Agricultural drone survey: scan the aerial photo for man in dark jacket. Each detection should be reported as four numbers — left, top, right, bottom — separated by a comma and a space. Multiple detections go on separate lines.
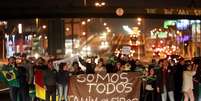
17, 66, 29, 101
156, 59, 175, 101
193, 57, 201, 101
174, 58, 184, 101
44, 59, 57, 101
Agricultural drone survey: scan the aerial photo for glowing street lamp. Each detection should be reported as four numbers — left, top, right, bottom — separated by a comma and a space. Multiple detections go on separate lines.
87, 19, 91, 22
42, 25, 47, 29
94, 1, 106, 7
82, 32, 86, 36
137, 18, 142, 22
82, 21, 86, 25
66, 27, 70, 31
103, 22, 107, 26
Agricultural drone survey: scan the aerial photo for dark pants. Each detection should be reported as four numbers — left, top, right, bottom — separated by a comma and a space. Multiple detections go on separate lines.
144, 90, 154, 101
9, 87, 19, 101
19, 86, 29, 101
46, 85, 56, 101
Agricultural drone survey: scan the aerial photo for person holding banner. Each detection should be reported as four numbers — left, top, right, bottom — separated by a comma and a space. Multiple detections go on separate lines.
144, 67, 156, 101
1, 57, 20, 101
72, 61, 85, 75
95, 58, 106, 74
57, 63, 69, 101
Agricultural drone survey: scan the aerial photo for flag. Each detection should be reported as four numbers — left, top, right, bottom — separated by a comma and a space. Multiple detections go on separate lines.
34, 69, 46, 100
1, 66, 20, 87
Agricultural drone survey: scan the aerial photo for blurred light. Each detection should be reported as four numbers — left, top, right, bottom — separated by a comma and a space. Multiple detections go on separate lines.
160, 40, 163, 43
113, 33, 115, 37
116, 8, 124, 16
100, 41, 109, 49
0, 21, 7, 25
107, 29, 111, 33
45, 36, 47, 39
82, 32, 86, 35
5, 34, 9, 39
94, 1, 106, 7
106, 27, 109, 30
16, 45, 19, 52
95, 2, 100, 7
196, 20, 201, 23
82, 21, 86, 25
103, 22, 107, 26
123, 25, 133, 34
39, 35, 42, 39
137, 18, 142, 22
18, 23, 22, 34
34, 53, 40, 59
34, 34, 36, 37
137, 22, 141, 25
66, 27, 70, 31
101, 2, 106, 6
87, 19, 91, 22
42, 25, 47, 29
176, 30, 180, 34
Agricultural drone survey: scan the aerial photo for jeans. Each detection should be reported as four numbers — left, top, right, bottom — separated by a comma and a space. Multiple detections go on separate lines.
161, 86, 175, 101
18, 87, 29, 101
144, 90, 154, 101
58, 84, 68, 101
9, 87, 19, 101
46, 85, 56, 101
198, 84, 201, 101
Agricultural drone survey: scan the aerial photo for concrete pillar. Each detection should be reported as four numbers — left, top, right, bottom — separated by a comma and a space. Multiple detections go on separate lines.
47, 19, 65, 57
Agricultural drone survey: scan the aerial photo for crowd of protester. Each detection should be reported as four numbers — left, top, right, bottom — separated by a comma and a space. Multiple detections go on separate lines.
0, 53, 201, 101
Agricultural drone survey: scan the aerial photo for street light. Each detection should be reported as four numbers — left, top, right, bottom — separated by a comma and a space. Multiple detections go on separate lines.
103, 22, 107, 26
65, 27, 70, 31
42, 25, 47, 29
137, 18, 142, 22
82, 32, 86, 36
82, 21, 86, 25
94, 1, 106, 7
87, 19, 91, 22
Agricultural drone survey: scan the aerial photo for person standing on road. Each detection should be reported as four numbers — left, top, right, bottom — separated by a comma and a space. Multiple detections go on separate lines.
34, 57, 47, 101
57, 63, 69, 101
1, 57, 20, 101
182, 60, 197, 101
44, 59, 57, 101
144, 67, 157, 101
17, 66, 29, 101
174, 57, 185, 101
18, 54, 34, 101
156, 59, 175, 101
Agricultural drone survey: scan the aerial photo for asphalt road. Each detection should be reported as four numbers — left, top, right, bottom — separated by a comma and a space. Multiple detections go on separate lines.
0, 91, 10, 101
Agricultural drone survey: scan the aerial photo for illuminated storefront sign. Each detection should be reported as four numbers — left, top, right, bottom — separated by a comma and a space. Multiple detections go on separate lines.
146, 8, 201, 16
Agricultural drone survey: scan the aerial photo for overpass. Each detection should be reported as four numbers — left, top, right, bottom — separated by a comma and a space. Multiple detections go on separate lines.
0, 0, 201, 19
